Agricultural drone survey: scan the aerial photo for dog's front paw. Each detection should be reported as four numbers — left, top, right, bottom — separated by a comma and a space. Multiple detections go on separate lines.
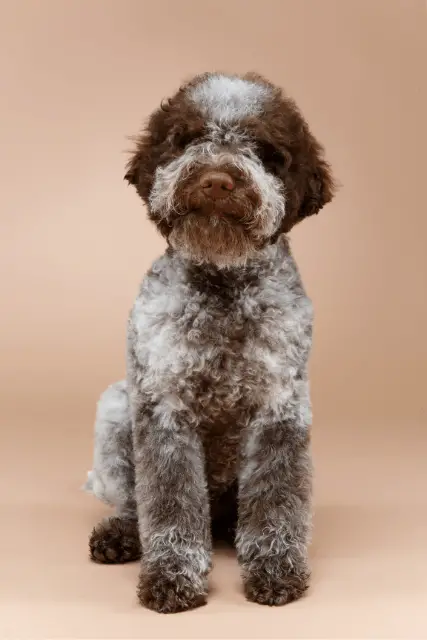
137, 570, 207, 613
243, 565, 309, 606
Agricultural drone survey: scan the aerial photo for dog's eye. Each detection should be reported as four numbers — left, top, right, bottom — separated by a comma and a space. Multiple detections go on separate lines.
173, 129, 201, 150
257, 142, 291, 173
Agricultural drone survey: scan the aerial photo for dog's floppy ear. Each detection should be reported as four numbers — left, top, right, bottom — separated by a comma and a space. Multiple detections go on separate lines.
298, 137, 335, 219
124, 151, 140, 186
124, 130, 157, 201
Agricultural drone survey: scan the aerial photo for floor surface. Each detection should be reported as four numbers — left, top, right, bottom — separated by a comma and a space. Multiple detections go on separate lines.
1, 418, 426, 639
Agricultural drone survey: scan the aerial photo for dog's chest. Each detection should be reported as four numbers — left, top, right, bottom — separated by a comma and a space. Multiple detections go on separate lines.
134, 277, 264, 403
130, 251, 312, 491
132, 252, 312, 406
133, 277, 265, 491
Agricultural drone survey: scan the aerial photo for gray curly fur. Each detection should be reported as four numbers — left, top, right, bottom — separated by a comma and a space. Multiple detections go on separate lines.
85, 72, 334, 613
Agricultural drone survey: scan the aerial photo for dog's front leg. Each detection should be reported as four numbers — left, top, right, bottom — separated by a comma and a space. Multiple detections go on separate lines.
132, 400, 211, 613
237, 406, 312, 606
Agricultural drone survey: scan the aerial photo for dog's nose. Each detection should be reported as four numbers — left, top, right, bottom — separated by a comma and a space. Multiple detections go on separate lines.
199, 171, 235, 199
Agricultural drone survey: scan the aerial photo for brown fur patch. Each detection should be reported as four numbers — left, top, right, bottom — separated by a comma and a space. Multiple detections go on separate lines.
137, 573, 207, 614
89, 516, 141, 564
243, 567, 310, 606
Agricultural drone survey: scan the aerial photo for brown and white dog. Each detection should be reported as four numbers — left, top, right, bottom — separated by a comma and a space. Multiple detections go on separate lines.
85, 72, 335, 613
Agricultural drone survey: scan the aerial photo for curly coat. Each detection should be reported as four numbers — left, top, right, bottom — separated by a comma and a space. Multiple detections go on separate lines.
85, 72, 335, 613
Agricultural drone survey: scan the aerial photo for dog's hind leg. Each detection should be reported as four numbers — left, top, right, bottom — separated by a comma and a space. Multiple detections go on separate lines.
84, 380, 141, 563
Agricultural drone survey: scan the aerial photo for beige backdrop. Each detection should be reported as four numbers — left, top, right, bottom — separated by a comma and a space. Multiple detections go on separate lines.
1, 1, 426, 638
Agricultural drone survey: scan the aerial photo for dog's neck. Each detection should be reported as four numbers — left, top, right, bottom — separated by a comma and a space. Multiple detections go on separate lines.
166, 234, 291, 291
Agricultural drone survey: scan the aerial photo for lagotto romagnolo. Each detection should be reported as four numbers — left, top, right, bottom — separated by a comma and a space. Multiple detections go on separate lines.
85, 72, 335, 613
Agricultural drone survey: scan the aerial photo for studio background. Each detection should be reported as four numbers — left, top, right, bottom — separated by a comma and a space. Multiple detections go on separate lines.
1, 1, 426, 638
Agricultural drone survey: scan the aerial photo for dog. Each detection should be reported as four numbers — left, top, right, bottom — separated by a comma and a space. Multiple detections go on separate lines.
85, 72, 335, 613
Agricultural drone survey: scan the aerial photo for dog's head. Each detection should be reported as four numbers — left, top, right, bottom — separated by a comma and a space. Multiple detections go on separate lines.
125, 72, 334, 267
